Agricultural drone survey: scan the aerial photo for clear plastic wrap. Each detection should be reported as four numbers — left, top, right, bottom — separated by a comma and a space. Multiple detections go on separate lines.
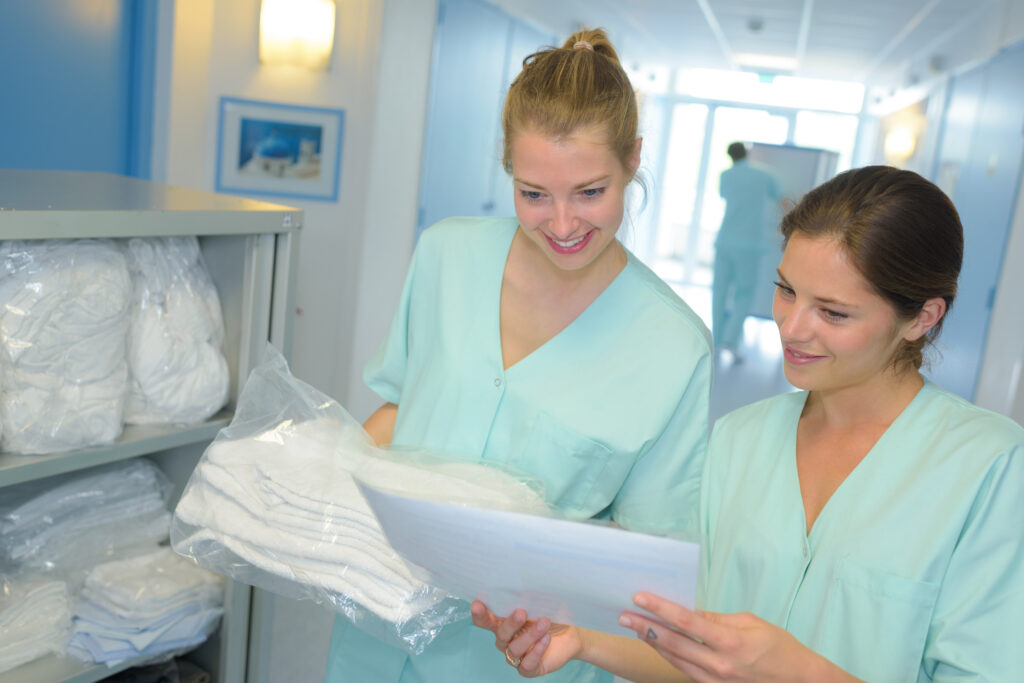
0, 575, 72, 674
0, 239, 131, 453
123, 237, 229, 425
68, 547, 224, 666
171, 344, 551, 654
0, 459, 173, 573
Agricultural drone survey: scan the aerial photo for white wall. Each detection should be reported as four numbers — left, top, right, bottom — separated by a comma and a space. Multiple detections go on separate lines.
161, 0, 431, 424
157, 2, 437, 680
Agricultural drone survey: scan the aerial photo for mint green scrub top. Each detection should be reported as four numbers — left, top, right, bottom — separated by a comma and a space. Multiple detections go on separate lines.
325, 216, 712, 683
700, 382, 1024, 681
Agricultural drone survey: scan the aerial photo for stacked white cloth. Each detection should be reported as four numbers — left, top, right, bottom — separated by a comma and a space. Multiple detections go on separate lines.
173, 418, 549, 625
123, 237, 229, 425
67, 547, 223, 665
0, 239, 131, 453
0, 578, 72, 674
0, 460, 172, 572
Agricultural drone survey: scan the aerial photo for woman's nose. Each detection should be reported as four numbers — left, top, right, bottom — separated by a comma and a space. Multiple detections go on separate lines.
775, 300, 811, 341
548, 202, 579, 239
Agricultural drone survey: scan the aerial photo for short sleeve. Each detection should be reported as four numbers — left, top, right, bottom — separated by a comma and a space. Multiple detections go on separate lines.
921, 444, 1024, 680
362, 245, 421, 405
610, 346, 712, 542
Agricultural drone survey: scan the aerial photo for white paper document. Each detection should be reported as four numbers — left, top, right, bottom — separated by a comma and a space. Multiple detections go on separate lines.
356, 481, 700, 635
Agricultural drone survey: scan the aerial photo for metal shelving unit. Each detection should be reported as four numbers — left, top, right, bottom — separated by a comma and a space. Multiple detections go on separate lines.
0, 170, 302, 683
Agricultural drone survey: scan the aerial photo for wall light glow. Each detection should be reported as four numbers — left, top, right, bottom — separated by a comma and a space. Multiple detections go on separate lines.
259, 0, 336, 70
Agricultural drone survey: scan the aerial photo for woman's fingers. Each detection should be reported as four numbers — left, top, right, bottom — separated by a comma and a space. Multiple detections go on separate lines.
632, 593, 727, 650
496, 608, 529, 645
470, 600, 500, 632
619, 610, 720, 676
517, 631, 552, 673
506, 617, 552, 673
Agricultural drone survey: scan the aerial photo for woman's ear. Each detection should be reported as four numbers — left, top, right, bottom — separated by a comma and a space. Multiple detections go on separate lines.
628, 137, 642, 176
904, 297, 947, 341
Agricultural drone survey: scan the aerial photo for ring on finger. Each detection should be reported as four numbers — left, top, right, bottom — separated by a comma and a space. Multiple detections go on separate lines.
505, 646, 521, 667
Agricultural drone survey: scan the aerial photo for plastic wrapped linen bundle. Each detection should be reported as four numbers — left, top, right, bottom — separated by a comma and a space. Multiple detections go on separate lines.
0, 239, 131, 454
0, 459, 173, 573
123, 237, 229, 425
67, 547, 223, 666
0, 578, 72, 674
172, 345, 551, 655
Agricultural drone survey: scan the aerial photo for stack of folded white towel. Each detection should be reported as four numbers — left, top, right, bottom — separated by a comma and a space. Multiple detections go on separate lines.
0, 236, 230, 455
0, 579, 72, 674
0, 239, 132, 454
0, 460, 172, 571
67, 547, 223, 665
123, 237, 229, 425
173, 418, 549, 625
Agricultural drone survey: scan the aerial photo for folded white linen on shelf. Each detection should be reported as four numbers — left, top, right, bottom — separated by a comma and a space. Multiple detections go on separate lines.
123, 237, 229, 425
0, 459, 172, 571
0, 239, 131, 453
68, 547, 224, 666
0, 579, 72, 674
81, 546, 224, 619
173, 418, 550, 625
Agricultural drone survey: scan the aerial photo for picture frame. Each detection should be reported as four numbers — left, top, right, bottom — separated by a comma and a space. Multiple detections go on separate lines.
215, 97, 345, 202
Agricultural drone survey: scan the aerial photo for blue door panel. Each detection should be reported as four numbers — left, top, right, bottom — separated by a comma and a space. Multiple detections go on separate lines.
0, 0, 153, 176
418, 0, 512, 235
927, 42, 1024, 399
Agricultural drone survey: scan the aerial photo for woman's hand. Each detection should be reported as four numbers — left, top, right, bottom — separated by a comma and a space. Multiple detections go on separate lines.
470, 600, 583, 677
619, 593, 856, 683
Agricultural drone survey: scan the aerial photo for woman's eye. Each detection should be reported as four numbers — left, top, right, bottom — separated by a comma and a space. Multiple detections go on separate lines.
773, 281, 794, 298
822, 308, 848, 322
520, 190, 543, 201
581, 187, 606, 198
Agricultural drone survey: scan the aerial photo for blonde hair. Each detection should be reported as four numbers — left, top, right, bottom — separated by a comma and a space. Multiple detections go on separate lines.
501, 28, 639, 177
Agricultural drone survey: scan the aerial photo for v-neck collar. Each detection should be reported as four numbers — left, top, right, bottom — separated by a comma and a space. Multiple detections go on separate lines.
788, 382, 930, 543
492, 226, 633, 374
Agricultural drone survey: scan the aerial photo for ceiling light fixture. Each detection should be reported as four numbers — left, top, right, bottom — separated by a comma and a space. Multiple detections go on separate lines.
733, 53, 797, 73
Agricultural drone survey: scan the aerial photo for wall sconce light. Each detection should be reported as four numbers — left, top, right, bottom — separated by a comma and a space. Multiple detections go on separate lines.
259, 0, 336, 70
884, 126, 917, 161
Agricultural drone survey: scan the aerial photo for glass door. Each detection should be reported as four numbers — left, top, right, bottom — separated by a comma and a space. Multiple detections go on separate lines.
693, 107, 789, 285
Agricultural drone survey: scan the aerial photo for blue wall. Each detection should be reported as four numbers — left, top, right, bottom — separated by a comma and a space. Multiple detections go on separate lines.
926, 40, 1024, 399
0, 0, 156, 177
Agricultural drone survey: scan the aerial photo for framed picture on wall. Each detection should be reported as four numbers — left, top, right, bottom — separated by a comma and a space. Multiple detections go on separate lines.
215, 97, 345, 201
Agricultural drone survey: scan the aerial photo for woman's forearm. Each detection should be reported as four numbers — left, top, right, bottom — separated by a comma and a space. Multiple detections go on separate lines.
362, 402, 398, 446
576, 628, 690, 683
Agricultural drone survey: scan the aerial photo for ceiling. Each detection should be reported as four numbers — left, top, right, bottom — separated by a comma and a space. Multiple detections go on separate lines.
488, 0, 1013, 101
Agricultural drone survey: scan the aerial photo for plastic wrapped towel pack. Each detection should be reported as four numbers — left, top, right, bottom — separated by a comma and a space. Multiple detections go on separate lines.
171, 345, 552, 654
68, 547, 224, 666
0, 459, 173, 573
0, 239, 131, 453
123, 237, 229, 425
0, 577, 72, 674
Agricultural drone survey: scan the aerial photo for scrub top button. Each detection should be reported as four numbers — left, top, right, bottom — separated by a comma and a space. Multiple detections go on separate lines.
494, 378, 502, 387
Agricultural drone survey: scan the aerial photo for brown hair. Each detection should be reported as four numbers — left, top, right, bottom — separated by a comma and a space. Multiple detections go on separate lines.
501, 28, 638, 176
780, 165, 963, 370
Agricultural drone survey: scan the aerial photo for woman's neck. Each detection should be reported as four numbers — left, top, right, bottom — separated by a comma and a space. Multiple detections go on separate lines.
802, 368, 924, 430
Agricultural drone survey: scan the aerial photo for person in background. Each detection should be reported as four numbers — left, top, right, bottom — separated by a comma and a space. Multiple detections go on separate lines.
711, 141, 782, 363
323, 28, 712, 683
474, 165, 1024, 682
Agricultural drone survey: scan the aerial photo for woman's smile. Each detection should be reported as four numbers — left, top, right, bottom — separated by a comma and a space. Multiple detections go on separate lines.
545, 230, 594, 254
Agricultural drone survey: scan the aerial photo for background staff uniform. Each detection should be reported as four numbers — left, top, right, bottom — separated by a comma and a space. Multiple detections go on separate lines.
700, 381, 1024, 681
712, 159, 782, 349
326, 216, 712, 683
